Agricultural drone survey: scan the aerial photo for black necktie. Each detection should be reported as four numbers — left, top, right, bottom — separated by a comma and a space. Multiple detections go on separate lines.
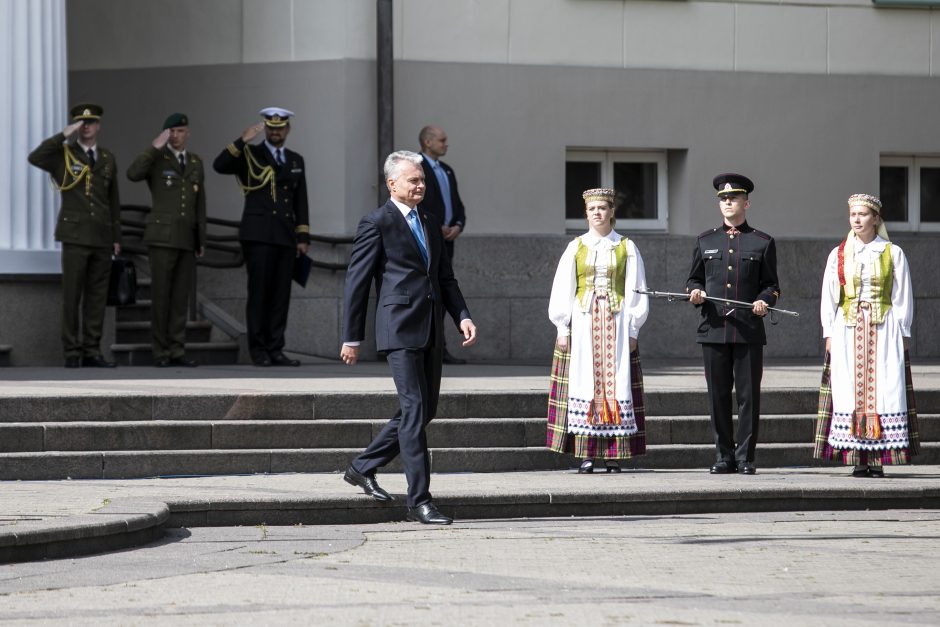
86, 148, 95, 169
179, 153, 185, 170
276, 149, 284, 166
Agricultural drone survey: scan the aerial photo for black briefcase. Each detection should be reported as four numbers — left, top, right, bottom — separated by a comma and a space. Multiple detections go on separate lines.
107, 256, 138, 306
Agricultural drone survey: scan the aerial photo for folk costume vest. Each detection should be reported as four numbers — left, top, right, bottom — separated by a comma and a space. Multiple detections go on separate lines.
574, 236, 630, 314
837, 237, 893, 327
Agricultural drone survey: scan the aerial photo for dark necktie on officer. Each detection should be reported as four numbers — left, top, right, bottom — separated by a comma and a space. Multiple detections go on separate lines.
86, 148, 95, 168
179, 153, 185, 170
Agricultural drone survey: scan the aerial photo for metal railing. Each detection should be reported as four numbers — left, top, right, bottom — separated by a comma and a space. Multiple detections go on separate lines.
119, 204, 354, 271
118, 205, 355, 322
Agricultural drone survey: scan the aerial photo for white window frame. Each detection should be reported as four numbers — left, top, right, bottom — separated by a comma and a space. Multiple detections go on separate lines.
881, 155, 940, 233
566, 150, 668, 232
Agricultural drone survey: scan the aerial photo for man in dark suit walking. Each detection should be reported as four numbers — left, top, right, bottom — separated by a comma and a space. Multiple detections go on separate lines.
418, 125, 468, 364
686, 173, 780, 476
213, 107, 310, 367
340, 150, 477, 525
126, 113, 207, 367
28, 103, 122, 369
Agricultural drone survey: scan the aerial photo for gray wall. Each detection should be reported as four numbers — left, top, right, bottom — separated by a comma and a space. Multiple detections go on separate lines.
196, 234, 940, 364
70, 60, 940, 240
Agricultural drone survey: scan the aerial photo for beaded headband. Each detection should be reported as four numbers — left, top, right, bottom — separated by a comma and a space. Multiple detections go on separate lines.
582, 188, 616, 204
847, 193, 882, 213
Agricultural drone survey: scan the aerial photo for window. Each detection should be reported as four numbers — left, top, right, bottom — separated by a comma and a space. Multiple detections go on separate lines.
565, 150, 668, 231
880, 156, 940, 231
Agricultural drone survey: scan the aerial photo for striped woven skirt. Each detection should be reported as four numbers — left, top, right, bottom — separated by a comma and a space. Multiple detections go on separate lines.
546, 345, 646, 460
813, 350, 920, 466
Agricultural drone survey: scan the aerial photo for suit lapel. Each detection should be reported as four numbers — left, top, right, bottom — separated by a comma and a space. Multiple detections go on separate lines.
388, 201, 429, 267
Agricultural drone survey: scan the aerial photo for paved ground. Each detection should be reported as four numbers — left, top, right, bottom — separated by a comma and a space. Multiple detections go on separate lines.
1, 510, 937, 625
1, 359, 938, 573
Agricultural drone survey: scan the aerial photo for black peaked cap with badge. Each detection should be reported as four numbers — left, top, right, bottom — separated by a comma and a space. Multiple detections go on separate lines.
713, 173, 754, 197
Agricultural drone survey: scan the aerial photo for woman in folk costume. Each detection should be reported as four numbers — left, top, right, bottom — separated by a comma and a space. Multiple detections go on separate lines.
547, 188, 650, 473
815, 193, 919, 477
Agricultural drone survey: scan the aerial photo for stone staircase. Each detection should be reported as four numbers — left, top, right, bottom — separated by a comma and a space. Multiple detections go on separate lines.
109, 262, 239, 366
0, 390, 936, 480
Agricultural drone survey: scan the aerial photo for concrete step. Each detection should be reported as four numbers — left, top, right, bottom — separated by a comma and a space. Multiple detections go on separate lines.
9, 390, 938, 422
1, 415, 936, 452
110, 341, 239, 366
114, 299, 155, 322
1, 443, 937, 480
114, 320, 212, 344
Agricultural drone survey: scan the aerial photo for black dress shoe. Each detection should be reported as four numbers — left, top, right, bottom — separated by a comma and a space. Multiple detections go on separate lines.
868, 466, 885, 478
269, 352, 300, 367
604, 460, 621, 473
442, 350, 466, 365
406, 502, 453, 525
169, 356, 198, 367
578, 459, 595, 474
154, 357, 171, 368
81, 355, 116, 368
710, 460, 736, 474
251, 354, 272, 367
64, 356, 81, 368
343, 466, 393, 502
737, 462, 757, 475
852, 464, 869, 477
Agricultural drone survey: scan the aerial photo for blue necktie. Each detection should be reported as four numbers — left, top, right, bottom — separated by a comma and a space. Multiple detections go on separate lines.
407, 209, 430, 267
432, 162, 453, 225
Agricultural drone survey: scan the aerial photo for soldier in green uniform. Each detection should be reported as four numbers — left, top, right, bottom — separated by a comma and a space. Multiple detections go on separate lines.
126, 113, 207, 367
28, 103, 122, 368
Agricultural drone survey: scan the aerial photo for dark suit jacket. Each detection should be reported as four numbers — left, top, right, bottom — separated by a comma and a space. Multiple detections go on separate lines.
418, 156, 465, 230
212, 138, 310, 248
342, 200, 471, 352
28, 133, 122, 248
126, 146, 207, 251
686, 221, 780, 345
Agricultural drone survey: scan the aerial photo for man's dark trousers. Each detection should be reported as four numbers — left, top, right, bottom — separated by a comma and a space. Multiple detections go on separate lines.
702, 342, 763, 464
242, 241, 295, 357
350, 312, 443, 508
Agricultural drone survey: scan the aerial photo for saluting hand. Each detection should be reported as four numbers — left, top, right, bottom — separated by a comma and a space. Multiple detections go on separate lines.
241, 122, 264, 143
152, 129, 170, 149
63, 121, 84, 138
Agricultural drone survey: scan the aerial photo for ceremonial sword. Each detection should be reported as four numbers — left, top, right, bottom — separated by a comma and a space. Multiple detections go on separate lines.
634, 288, 800, 318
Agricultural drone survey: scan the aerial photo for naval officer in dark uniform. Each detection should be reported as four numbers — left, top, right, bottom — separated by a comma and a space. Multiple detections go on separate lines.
28, 103, 122, 368
686, 173, 780, 475
126, 113, 207, 367
213, 107, 310, 367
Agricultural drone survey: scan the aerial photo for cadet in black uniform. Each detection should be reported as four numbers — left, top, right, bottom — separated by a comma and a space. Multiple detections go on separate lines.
686, 174, 780, 475
213, 107, 311, 367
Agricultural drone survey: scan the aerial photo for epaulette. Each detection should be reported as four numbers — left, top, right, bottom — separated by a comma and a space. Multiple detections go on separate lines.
752, 228, 772, 240
697, 227, 719, 239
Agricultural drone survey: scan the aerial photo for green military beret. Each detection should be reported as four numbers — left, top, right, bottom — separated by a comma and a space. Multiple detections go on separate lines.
70, 103, 103, 121
162, 112, 189, 130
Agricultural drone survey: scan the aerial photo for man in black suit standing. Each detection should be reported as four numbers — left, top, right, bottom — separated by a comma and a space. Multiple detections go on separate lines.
686, 173, 780, 476
418, 125, 467, 364
213, 107, 310, 367
341, 150, 477, 525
